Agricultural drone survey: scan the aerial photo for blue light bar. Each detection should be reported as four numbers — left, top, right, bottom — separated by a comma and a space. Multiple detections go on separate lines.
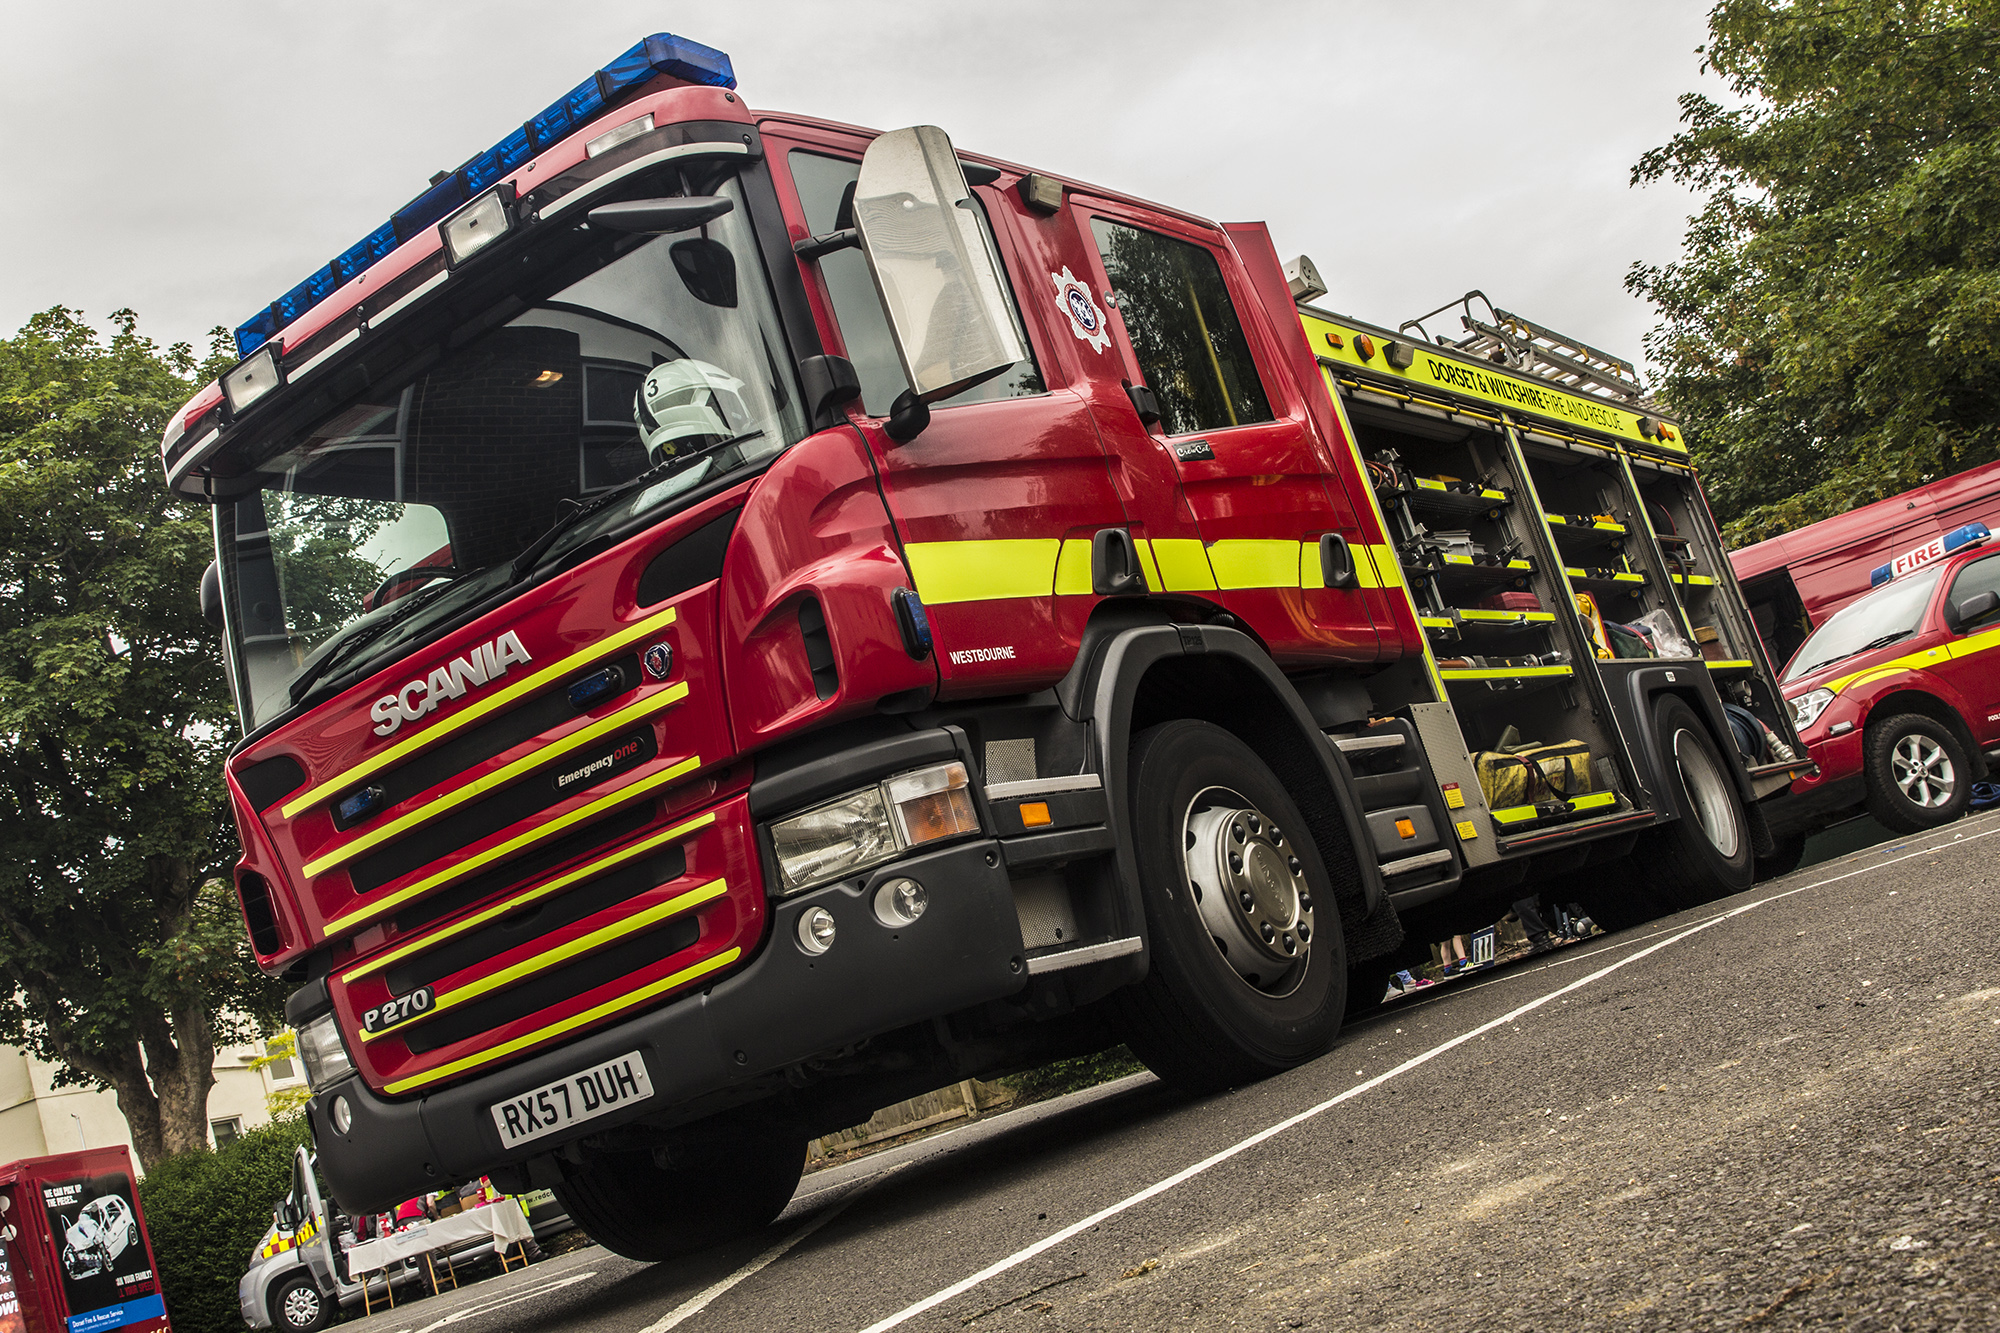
1869, 520, 1992, 587
233, 32, 735, 359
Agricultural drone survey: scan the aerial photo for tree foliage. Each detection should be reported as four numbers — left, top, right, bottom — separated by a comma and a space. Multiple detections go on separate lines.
138, 1112, 313, 1333
1629, 0, 2000, 544
0, 307, 283, 1168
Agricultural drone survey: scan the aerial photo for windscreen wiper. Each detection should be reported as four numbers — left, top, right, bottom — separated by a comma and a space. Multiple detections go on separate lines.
286, 578, 464, 706
508, 430, 764, 582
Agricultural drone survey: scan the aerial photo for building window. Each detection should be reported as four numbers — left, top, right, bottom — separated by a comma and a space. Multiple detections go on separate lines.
211, 1117, 244, 1149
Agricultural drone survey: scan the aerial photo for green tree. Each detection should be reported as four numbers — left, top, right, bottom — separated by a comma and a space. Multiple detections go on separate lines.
1629, 0, 2000, 544
0, 307, 284, 1167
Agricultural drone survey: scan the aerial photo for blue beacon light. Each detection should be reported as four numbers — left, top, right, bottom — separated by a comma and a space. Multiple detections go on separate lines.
234, 33, 735, 359
1868, 521, 1992, 587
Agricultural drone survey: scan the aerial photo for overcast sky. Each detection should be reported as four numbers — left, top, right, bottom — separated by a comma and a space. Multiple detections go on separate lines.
0, 1, 1726, 381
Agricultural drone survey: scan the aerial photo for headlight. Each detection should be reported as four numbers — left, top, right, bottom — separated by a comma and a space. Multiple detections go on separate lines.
769, 761, 980, 895
1791, 688, 1835, 731
296, 1014, 355, 1092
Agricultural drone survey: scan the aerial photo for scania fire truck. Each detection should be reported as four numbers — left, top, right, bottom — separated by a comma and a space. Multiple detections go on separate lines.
164, 33, 1810, 1261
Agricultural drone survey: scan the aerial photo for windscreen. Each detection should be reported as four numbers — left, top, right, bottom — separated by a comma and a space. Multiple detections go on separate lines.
217, 176, 804, 730
1783, 564, 1944, 681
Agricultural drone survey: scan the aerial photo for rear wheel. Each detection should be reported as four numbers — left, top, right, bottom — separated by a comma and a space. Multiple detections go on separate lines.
1109, 720, 1347, 1091
269, 1272, 331, 1332
1753, 831, 1808, 881
1863, 713, 1971, 834
554, 1123, 805, 1262
1636, 695, 1753, 909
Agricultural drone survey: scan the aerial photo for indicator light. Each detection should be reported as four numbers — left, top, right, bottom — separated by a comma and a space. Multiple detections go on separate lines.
567, 665, 624, 708
1325, 331, 1344, 350
1019, 801, 1052, 828
1353, 334, 1376, 361
336, 785, 386, 822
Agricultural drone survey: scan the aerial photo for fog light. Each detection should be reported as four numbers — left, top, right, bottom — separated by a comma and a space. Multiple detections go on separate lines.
797, 907, 836, 955
222, 344, 283, 418
296, 1013, 355, 1091
873, 878, 927, 927
330, 1095, 353, 1135
441, 184, 516, 268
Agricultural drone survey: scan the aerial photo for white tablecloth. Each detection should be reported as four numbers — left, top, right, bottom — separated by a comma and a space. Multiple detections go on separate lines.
346, 1204, 534, 1278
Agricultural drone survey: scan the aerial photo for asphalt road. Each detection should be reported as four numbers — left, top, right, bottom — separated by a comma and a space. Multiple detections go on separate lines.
345, 813, 2000, 1332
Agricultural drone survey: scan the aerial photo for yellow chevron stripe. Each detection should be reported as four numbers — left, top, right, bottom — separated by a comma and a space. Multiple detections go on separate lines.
304, 682, 690, 878
382, 946, 741, 1094
359, 878, 726, 1042
338, 812, 717, 984
320, 754, 702, 936
278, 606, 680, 819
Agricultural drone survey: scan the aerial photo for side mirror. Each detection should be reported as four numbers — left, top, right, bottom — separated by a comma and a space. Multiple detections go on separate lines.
852, 126, 1028, 416
200, 561, 224, 627
670, 238, 738, 307
1951, 589, 1999, 632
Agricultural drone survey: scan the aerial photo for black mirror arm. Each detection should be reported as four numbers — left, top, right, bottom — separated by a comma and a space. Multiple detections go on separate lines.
793, 229, 860, 261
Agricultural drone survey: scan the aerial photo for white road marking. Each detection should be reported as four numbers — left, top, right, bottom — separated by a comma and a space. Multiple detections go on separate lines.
640, 1162, 909, 1332
855, 823, 2000, 1333
404, 1268, 600, 1333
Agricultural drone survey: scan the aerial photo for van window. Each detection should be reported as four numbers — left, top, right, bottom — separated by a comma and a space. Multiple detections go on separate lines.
790, 151, 1044, 416
1947, 553, 2000, 631
1089, 219, 1273, 437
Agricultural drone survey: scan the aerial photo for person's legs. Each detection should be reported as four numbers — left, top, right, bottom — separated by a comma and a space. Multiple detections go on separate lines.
1512, 895, 1553, 951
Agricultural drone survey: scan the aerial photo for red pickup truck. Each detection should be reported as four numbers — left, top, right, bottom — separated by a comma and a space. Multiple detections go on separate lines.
1771, 523, 2000, 858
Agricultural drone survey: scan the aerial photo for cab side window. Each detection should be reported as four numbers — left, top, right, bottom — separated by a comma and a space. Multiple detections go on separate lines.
790, 151, 1044, 416
1088, 219, 1273, 436
1947, 553, 2000, 631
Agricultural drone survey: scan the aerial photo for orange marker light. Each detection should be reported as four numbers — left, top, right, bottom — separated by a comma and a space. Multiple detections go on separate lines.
1395, 818, 1416, 840
1019, 801, 1052, 828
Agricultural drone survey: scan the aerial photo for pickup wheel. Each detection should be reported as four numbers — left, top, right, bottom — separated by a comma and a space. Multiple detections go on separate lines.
1637, 695, 1754, 908
554, 1126, 805, 1263
1109, 720, 1347, 1091
1863, 713, 1971, 834
269, 1271, 331, 1332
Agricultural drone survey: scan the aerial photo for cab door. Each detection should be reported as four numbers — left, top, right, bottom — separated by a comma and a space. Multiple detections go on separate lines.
765, 125, 1133, 697
1936, 551, 2000, 745
1067, 197, 1380, 665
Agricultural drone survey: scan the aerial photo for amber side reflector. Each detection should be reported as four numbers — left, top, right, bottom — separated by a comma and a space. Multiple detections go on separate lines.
1395, 818, 1416, 840
1019, 801, 1052, 829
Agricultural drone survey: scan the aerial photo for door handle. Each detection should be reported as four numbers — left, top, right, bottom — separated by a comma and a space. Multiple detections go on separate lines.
1125, 383, 1161, 425
1319, 533, 1358, 589
1092, 528, 1150, 596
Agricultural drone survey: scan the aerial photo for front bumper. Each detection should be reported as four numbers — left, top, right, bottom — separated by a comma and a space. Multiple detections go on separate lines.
1764, 719, 1868, 836
309, 835, 1027, 1213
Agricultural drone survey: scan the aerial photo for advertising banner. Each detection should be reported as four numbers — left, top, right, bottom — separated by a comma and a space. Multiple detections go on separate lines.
39, 1172, 161, 1333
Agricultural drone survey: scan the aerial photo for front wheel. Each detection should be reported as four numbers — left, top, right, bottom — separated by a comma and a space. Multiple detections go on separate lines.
1108, 720, 1348, 1092
269, 1272, 331, 1332
1863, 713, 1971, 834
1636, 695, 1753, 909
553, 1123, 805, 1262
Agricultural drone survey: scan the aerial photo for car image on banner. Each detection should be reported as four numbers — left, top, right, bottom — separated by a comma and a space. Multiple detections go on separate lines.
40, 1172, 163, 1333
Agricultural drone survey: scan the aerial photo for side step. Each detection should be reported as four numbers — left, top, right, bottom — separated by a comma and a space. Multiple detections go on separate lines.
1327, 717, 1462, 902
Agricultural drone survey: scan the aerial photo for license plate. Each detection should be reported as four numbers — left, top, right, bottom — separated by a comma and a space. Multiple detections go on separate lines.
361, 986, 434, 1034
489, 1051, 654, 1148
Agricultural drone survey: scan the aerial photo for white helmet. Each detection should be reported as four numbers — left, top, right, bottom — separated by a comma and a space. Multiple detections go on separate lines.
635, 359, 750, 462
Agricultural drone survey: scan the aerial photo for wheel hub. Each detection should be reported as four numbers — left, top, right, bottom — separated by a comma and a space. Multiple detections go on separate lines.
1892, 733, 1954, 808
283, 1286, 320, 1328
1185, 790, 1314, 988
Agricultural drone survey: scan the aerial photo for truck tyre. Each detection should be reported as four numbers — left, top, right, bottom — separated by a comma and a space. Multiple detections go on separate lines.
1754, 831, 1808, 881
1108, 719, 1347, 1091
1637, 695, 1753, 908
269, 1271, 332, 1332
554, 1127, 805, 1263
1863, 713, 1971, 834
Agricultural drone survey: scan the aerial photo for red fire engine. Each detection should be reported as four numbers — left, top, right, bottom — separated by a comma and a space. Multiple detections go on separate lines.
163, 34, 1808, 1261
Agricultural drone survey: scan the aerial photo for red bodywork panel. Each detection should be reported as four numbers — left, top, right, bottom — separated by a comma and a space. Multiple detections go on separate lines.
1730, 458, 2000, 629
